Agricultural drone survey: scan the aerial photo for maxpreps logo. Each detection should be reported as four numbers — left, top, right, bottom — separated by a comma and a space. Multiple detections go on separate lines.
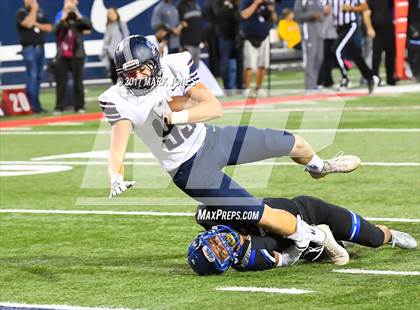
197, 209, 260, 221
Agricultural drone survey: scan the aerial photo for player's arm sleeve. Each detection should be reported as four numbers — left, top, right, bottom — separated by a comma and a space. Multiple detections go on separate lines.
98, 93, 136, 127
170, 52, 200, 94
234, 248, 277, 271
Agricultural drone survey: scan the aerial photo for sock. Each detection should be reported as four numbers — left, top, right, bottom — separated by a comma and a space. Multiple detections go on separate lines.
305, 154, 324, 173
287, 216, 326, 247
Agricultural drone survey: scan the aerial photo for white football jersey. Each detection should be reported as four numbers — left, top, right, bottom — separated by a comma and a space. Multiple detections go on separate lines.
98, 52, 206, 172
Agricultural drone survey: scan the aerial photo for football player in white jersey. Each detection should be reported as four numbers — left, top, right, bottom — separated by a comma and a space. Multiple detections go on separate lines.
98, 35, 361, 252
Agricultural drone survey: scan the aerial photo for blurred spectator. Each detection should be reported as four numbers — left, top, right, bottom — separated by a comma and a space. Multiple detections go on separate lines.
216, 0, 244, 92
407, 0, 420, 80
277, 8, 301, 50
146, 25, 170, 57
177, 0, 204, 67
365, 0, 396, 85
101, 7, 129, 84
55, 0, 90, 34
318, 10, 338, 88
240, 0, 277, 94
53, 2, 92, 114
151, 0, 183, 54
203, 0, 223, 76
16, 0, 52, 113
294, 0, 325, 92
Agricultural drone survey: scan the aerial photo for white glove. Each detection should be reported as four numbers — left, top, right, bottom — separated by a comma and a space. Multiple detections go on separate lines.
109, 173, 136, 199
279, 245, 307, 266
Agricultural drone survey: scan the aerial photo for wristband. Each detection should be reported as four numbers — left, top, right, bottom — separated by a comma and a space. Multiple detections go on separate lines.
170, 110, 189, 125
111, 173, 123, 185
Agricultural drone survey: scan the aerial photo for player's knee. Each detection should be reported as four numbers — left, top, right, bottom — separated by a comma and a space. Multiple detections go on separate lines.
291, 134, 305, 151
290, 134, 311, 157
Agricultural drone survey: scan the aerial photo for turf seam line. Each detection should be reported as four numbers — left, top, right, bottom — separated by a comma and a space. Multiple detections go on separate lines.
333, 269, 420, 276
215, 287, 314, 294
2, 128, 420, 135
0, 302, 133, 310
1, 209, 419, 223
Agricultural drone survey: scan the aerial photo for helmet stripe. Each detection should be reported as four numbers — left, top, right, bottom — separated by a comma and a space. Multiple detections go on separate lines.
123, 38, 133, 63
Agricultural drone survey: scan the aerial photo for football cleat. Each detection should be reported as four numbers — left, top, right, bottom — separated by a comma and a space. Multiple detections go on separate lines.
389, 230, 417, 249
306, 152, 361, 179
338, 77, 351, 90
368, 75, 380, 94
317, 224, 350, 265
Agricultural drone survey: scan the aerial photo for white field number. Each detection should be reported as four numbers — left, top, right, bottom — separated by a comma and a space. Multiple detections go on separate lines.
9, 92, 31, 112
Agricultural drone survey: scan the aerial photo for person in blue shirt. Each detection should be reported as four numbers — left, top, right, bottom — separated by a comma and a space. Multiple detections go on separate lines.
240, 0, 277, 95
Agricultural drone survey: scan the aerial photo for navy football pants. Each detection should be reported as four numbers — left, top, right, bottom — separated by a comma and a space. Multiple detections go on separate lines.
171, 125, 295, 224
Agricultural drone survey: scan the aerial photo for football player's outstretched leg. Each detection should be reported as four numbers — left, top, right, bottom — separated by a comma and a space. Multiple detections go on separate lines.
99, 35, 360, 254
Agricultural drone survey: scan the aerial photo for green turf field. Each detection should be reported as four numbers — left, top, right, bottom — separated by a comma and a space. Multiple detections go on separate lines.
0, 75, 419, 309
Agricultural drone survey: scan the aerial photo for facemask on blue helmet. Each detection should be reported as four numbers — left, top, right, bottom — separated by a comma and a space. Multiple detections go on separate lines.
114, 35, 162, 96
187, 225, 242, 276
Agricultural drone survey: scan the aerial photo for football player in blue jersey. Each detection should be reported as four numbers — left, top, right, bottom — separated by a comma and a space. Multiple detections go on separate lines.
188, 196, 417, 275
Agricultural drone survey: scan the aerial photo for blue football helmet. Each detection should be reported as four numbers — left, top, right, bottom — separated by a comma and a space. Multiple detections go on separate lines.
114, 35, 162, 96
187, 225, 242, 276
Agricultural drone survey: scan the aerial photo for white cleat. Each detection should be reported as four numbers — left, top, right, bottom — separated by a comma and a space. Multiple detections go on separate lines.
389, 230, 418, 249
317, 224, 350, 265
307, 152, 361, 179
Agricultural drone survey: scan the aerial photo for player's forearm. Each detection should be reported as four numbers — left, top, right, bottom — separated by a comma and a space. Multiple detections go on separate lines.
108, 120, 132, 179
170, 83, 223, 124
108, 153, 125, 178
171, 100, 223, 124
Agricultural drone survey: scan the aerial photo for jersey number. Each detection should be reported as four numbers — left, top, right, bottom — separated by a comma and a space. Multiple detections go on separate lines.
152, 120, 196, 151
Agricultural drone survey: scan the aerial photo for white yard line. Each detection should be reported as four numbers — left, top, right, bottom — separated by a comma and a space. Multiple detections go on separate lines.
365, 217, 420, 223
46, 122, 85, 126
0, 302, 132, 310
215, 287, 313, 294
225, 106, 420, 112
333, 269, 420, 276
0, 130, 111, 135
0, 209, 194, 216
1, 128, 419, 135
1, 209, 419, 223
0, 127, 32, 131
1, 161, 419, 167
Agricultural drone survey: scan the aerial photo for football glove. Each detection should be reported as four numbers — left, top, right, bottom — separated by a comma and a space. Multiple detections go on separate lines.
109, 173, 136, 199
279, 245, 307, 266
